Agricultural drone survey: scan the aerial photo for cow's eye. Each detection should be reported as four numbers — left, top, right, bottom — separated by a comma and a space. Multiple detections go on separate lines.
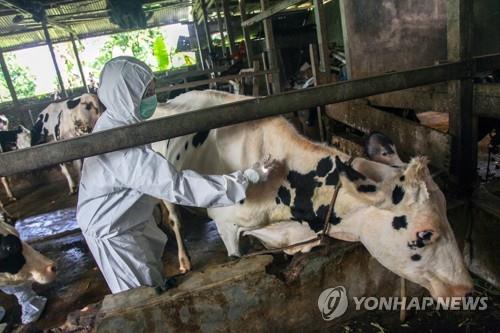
417, 230, 433, 242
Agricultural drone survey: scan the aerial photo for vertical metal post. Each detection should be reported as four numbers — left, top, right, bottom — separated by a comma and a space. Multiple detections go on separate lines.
260, 0, 281, 94
42, 21, 67, 98
239, 0, 254, 67
71, 35, 89, 93
222, 0, 236, 55
200, 0, 214, 68
216, 2, 227, 58
313, 0, 331, 80
447, 0, 476, 194
0, 51, 18, 104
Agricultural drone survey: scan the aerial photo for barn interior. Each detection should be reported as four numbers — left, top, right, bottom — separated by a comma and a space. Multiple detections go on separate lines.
0, 0, 498, 332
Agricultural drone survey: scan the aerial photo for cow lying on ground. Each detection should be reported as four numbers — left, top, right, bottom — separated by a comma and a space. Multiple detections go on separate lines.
152, 90, 473, 298
0, 220, 56, 324
0, 125, 32, 202
31, 94, 102, 194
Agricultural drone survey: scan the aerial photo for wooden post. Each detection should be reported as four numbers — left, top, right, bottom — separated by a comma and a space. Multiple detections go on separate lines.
313, 0, 331, 79
200, 0, 214, 68
0, 51, 18, 104
70, 35, 89, 93
252, 60, 260, 97
42, 21, 67, 98
239, 0, 254, 67
447, 0, 476, 194
216, 2, 227, 58
192, 15, 206, 70
261, 0, 281, 94
222, 0, 236, 55
261, 53, 272, 96
309, 44, 326, 142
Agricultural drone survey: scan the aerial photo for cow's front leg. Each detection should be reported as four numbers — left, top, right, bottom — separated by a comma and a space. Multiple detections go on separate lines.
160, 201, 191, 273
1, 177, 16, 201
60, 163, 77, 195
214, 220, 243, 257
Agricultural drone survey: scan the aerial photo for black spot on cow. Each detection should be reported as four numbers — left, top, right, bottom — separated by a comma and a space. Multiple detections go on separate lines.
192, 130, 210, 148
316, 205, 342, 229
239, 199, 245, 204
43, 128, 49, 138
43, 113, 49, 122
392, 185, 405, 205
275, 197, 280, 204
0, 234, 26, 274
277, 186, 291, 206
408, 239, 425, 250
316, 156, 333, 177
325, 169, 339, 186
66, 97, 81, 109
54, 111, 62, 140
392, 215, 407, 230
411, 254, 422, 261
176, 154, 180, 161
184, 142, 188, 150
335, 156, 366, 181
400, 175, 405, 182
357, 184, 377, 193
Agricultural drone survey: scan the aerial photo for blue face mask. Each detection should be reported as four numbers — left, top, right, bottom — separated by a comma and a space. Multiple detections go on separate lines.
139, 95, 158, 119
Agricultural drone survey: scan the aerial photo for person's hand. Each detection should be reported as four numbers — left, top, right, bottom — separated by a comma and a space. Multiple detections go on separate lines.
243, 155, 278, 184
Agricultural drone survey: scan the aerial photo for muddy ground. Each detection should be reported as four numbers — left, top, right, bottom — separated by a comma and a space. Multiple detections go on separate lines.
0, 178, 499, 332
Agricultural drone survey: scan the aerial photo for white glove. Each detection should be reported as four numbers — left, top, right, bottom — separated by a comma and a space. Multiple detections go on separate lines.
243, 155, 277, 184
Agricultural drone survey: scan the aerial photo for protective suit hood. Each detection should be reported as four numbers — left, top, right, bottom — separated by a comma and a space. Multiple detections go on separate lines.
97, 56, 153, 126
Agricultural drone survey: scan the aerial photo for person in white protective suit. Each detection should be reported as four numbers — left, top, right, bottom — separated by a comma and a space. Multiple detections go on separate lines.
77, 56, 274, 294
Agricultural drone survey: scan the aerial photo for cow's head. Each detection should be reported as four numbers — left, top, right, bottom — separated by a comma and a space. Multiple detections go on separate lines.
0, 115, 9, 131
15, 125, 31, 150
0, 222, 56, 285
329, 156, 473, 299
67, 93, 102, 135
364, 132, 405, 167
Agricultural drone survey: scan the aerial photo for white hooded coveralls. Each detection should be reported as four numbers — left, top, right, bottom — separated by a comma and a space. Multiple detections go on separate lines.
77, 57, 249, 293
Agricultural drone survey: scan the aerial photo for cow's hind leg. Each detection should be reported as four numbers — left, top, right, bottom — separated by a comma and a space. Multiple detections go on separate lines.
160, 201, 191, 273
60, 163, 77, 195
1, 177, 16, 201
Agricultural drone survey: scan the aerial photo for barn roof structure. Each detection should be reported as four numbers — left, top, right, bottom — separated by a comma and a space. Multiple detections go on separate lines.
0, 0, 193, 52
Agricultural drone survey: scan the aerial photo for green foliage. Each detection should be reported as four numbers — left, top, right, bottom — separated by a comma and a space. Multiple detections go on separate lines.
153, 35, 170, 71
0, 53, 36, 102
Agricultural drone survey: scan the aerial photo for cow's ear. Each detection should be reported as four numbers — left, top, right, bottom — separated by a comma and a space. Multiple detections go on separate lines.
335, 156, 384, 204
402, 156, 430, 204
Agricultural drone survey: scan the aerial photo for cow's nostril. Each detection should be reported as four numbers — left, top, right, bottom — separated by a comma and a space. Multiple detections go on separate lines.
47, 264, 57, 273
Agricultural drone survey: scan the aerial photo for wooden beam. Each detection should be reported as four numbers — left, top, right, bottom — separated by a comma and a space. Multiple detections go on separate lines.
221, 0, 236, 55
326, 102, 452, 170
239, 0, 254, 67
70, 35, 88, 93
156, 69, 277, 92
42, 20, 67, 98
241, 0, 304, 27
0, 51, 17, 104
261, 0, 281, 93
447, 0, 476, 194
313, 0, 331, 77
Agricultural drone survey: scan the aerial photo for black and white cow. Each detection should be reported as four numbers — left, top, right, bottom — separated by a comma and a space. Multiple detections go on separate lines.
0, 125, 32, 202
31, 94, 102, 194
152, 90, 473, 299
0, 220, 56, 289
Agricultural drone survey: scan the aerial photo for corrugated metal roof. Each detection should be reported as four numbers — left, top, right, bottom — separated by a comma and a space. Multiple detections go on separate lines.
0, 0, 194, 51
